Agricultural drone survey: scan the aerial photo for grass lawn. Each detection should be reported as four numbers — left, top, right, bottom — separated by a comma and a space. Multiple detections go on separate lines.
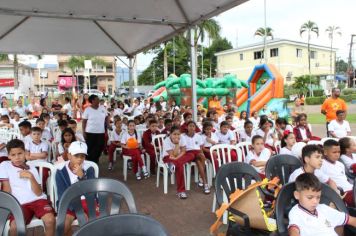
307, 113, 356, 124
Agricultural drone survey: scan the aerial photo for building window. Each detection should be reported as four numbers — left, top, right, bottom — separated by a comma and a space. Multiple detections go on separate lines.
270, 48, 278, 57
239, 53, 243, 61
310, 51, 317, 59
296, 49, 302, 58
108, 85, 113, 95
254, 51, 264, 60
108, 78, 113, 81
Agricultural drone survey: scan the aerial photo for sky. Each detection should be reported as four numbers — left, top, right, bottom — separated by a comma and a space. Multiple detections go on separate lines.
21, 0, 356, 70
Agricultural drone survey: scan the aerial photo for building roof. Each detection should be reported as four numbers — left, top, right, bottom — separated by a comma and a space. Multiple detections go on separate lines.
215, 38, 336, 56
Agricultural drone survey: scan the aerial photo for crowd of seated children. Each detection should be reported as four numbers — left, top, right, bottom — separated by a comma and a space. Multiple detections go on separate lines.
288, 173, 356, 236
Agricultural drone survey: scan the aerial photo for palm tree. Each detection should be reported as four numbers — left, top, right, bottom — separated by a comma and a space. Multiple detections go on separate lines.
325, 26, 341, 76
254, 27, 274, 62
0, 54, 9, 62
300, 20, 319, 96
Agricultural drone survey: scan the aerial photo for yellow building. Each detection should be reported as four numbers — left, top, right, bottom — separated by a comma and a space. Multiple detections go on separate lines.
215, 39, 336, 84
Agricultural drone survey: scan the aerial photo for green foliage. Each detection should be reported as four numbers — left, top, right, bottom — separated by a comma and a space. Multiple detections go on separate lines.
305, 96, 324, 105
292, 75, 318, 94
67, 56, 109, 74
254, 27, 274, 39
336, 59, 348, 74
0, 54, 9, 62
313, 89, 324, 97
339, 94, 356, 102
338, 83, 346, 90
342, 88, 356, 95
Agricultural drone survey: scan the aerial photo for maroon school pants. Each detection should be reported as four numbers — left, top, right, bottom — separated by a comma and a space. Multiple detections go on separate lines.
108, 143, 120, 163
163, 153, 195, 193
122, 148, 144, 174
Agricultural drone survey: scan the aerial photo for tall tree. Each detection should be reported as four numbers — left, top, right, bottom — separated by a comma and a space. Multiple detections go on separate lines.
300, 20, 319, 96
325, 26, 341, 76
254, 27, 274, 39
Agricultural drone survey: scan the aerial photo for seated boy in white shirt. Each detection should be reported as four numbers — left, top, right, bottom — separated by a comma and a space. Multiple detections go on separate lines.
36, 118, 53, 142
55, 141, 96, 236
0, 139, 55, 236
245, 135, 271, 177
321, 139, 354, 206
25, 127, 49, 162
288, 173, 356, 236
328, 110, 351, 138
288, 144, 338, 193
68, 119, 85, 142
19, 120, 32, 144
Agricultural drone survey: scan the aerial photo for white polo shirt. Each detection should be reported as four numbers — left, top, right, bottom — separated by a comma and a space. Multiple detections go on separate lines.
162, 136, 186, 157
328, 120, 351, 138
83, 106, 107, 134
120, 131, 142, 145
216, 130, 236, 144
340, 154, 356, 171
25, 140, 49, 163
0, 161, 47, 204
201, 133, 219, 148
245, 148, 271, 173
280, 147, 294, 156
14, 106, 27, 117
255, 128, 275, 146
320, 160, 352, 191
239, 130, 256, 142
109, 129, 123, 143
288, 167, 329, 183
288, 204, 349, 236
63, 103, 72, 117
41, 129, 53, 142
181, 133, 203, 151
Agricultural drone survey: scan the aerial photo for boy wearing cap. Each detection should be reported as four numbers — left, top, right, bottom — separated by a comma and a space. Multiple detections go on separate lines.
55, 141, 95, 236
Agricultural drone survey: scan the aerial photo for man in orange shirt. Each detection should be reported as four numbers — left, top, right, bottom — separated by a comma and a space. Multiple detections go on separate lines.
321, 88, 347, 137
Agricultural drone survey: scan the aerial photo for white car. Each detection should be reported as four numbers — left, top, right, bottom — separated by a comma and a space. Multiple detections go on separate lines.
82, 89, 104, 98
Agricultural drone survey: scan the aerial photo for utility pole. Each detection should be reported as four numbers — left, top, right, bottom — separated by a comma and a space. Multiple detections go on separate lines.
347, 34, 355, 87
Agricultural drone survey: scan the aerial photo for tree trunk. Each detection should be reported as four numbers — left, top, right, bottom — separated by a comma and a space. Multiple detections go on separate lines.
14, 54, 19, 89
163, 42, 168, 80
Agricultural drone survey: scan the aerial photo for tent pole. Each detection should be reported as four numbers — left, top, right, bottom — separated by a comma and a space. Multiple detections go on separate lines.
190, 28, 197, 122
129, 56, 134, 98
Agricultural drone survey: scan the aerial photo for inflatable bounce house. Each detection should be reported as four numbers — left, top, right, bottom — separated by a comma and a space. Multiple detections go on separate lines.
150, 64, 289, 118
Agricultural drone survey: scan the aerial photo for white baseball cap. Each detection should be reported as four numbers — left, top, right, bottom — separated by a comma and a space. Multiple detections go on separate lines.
68, 141, 88, 155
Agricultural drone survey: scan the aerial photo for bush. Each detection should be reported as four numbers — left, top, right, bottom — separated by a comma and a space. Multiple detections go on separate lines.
305, 96, 324, 105
342, 88, 356, 95
313, 89, 324, 97
340, 95, 354, 102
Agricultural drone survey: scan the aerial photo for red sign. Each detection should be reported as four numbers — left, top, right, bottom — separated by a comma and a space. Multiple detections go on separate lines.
58, 76, 76, 89
0, 78, 14, 87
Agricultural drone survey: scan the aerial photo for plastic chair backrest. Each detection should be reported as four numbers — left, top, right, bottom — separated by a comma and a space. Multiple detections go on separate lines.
73, 214, 168, 236
210, 144, 243, 177
307, 140, 323, 146
56, 178, 137, 236
276, 182, 348, 236
321, 137, 339, 144
214, 162, 261, 206
0, 191, 26, 236
265, 154, 302, 185
235, 141, 251, 161
152, 134, 166, 163
274, 140, 281, 154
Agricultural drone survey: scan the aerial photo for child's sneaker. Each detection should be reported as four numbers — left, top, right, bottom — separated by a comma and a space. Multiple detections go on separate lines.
177, 192, 188, 199
142, 166, 149, 179
108, 162, 113, 170
136, 172, 142, 180
204, 184, 210, 194
198, 178, 204, 187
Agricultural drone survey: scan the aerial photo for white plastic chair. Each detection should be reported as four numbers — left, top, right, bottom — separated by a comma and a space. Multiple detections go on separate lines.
235, 141, 251, 162
274, 140, 281, 154
307, 140, 323, 146
321, 137, 339, 144
153, 134, 176, 194
184, 155, 212, 191
122, 151, 150, 181
231, 129, 240, 142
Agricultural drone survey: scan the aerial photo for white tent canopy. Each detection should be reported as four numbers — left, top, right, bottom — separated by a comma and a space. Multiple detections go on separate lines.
0, 0, 247, 56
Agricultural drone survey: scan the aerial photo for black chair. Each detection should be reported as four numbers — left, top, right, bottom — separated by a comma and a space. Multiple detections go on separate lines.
56, 178, 137, 236
265, 154, 302, 185
0, 191, 26, 236
275, 182, 355, 236
215, 162, 265, 235
73, 214, 168, 236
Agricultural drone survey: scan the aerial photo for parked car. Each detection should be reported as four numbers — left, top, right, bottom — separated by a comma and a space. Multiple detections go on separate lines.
81, 89, 104, 98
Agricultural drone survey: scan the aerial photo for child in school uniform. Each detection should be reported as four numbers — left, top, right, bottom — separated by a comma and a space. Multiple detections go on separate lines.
293, 113, 320, 143
181, 121, 210, 194
0, 139, 55, 236
201, 121, 219, 171
249, 111, 260, 130
180, 112, 201, 133
280, 131, 297, 156
121, 120, 149, 180
107, 119, 123, 170
245, 135, 271, 178
255, 116, 277, 152
288, 173, 356, 236
288, 145, 338, 192
320, 140, 354, 206
56, 128, 77, 164
328, 110, 352, 138
55, 120, 69, 144
36, 118, 53, 142
19, 120, 32, 143
216, 121, 238, 161
142, 119, 160, 175
275, 117, 294, 140
162, 126, 195, 199
55, 141, 96, 236
25, 127, 49, 162
339, 137, 356, 173
68, 119, 85, 142
239, 120, 256, 142
161, 118, 173, 135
